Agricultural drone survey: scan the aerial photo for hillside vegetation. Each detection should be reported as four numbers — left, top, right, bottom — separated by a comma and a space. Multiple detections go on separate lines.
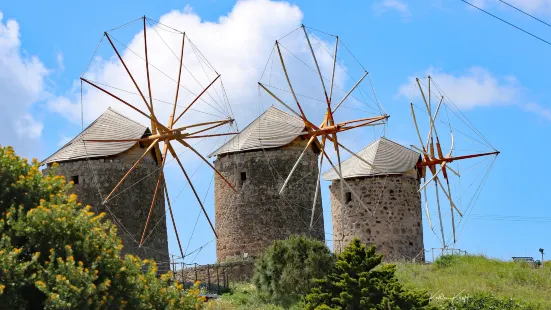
396, 255, 551, 308
215, 255, 551, 309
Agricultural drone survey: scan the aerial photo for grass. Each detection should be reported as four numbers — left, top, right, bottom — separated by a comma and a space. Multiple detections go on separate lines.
395, 255, 551, 308
209, 255, 551, 309
208, 282, 287, 310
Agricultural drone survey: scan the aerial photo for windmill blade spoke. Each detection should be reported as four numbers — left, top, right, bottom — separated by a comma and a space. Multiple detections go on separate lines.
103, 138, 160, 203
280, 136, 316, 194
447, 165, 460, 177
433, 180, 446, 248
321, 150, 373, 217
275, 41, 309, 121
411, 145, 430, 157
332, 71, 369, 113
435, 177, 463, 217
310, 154, 324, 229
418, 162, 447, 192
447, 131, 455, 158
176, 138, 237, 192
329, 36, 338, 104
423, 186, 433, 229
186, 120, 233, 136
258, 82, 317, 129
336, 115, 388, 127
332, 133, 346, 238
81, 78, 169, 133
162, 177, 185, 258
167, 142, 218, 238
172, 119, 233, 133
173, 74, 221, 124
170, 32, 186, 127
337, 141, 382, 173
143, 17, 156, 132
446, 180, 457, 244
185, 132, 239, 139
140, 143, 169, 247
410, 103, 426, 152
104, 32, 155, 118
302, 25, 330, 107
426, 96, 444, 145
416, 78, 431, 116
338, 119, 388, 132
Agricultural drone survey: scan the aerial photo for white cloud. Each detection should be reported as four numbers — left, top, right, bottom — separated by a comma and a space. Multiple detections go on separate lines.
373, 0, 410, 18
398, 66, 551, 123
46, 0, 361, 162
0, 12, 49, 155
522, 102, 551, 121
49, 0, 305, 126
397, 67, 520, 110
56, 52, 64, 72
15, 114, 43, 139
473, 0, 551, 14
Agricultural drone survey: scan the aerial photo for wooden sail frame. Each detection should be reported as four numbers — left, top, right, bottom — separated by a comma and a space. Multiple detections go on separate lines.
258, 25, 389, 235
411, 76, 499, 248
80, 17, 238, 258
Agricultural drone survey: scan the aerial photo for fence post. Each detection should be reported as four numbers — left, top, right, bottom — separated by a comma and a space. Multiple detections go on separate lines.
216, 264, 220, 294
194, 263, 198, 282
223, 267, 227, 289
207, 264, 211, 292
170, 255, 173, 274
180, 263, 184, 284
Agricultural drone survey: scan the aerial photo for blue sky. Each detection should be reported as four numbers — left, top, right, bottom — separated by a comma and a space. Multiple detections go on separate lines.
2, 0, 551, 264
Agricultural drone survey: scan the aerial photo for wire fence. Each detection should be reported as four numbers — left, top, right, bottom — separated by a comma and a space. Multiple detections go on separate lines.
169, 259, 256, 294
426, 247, 468, 262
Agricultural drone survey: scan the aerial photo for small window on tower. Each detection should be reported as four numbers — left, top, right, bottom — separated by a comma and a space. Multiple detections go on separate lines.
71, 175, 79, 185
345, 192, 352, 203
240, 172, 247, 181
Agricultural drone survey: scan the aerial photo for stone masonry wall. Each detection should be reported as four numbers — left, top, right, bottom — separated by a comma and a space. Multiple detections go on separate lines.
330, 174, 424, 262
214, 138, 325, 262
43, 152, 170, 272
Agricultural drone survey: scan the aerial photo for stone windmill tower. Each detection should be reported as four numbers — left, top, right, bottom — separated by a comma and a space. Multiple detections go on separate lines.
42, 108, 169, 269
323, 137, 424, 261
209, 106, 325, 262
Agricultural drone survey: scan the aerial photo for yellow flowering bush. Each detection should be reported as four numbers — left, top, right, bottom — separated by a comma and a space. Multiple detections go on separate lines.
0, 146, 206, 309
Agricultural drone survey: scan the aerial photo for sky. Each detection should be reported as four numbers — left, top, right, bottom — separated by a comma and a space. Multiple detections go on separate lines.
1, 0, 551, 264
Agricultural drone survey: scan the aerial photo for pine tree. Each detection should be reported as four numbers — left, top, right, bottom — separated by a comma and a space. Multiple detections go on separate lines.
306, 238, 433, 310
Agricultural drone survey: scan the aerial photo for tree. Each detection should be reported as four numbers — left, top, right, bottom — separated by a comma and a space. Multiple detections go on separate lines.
253, 235, 335, 307
306, 238, 433, 310
0, 146, 205, 309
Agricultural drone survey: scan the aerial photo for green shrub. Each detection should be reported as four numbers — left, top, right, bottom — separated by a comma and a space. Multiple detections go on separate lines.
253, 235, 334, 307
0, 146, 206, 309
306, 238, 433, 310
441, 292, 540, 309
434, 255, 461, 269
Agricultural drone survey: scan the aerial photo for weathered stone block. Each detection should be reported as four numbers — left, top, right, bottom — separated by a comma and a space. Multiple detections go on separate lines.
331, 175, 424, 262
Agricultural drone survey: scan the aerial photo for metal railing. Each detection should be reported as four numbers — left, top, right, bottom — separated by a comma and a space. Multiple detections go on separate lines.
170, 261, 230, 294
426, 247, 468, 262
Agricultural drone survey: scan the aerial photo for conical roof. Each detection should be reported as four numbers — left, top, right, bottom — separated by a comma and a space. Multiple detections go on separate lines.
208, 106, 306, 157
322, 137, 420, 181
42, 108, 150, 165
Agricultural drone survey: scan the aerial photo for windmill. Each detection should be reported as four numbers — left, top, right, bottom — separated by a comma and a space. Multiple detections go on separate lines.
79, 16, 238, 259
257, 25, 389, 235
410, 76, 499, 248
